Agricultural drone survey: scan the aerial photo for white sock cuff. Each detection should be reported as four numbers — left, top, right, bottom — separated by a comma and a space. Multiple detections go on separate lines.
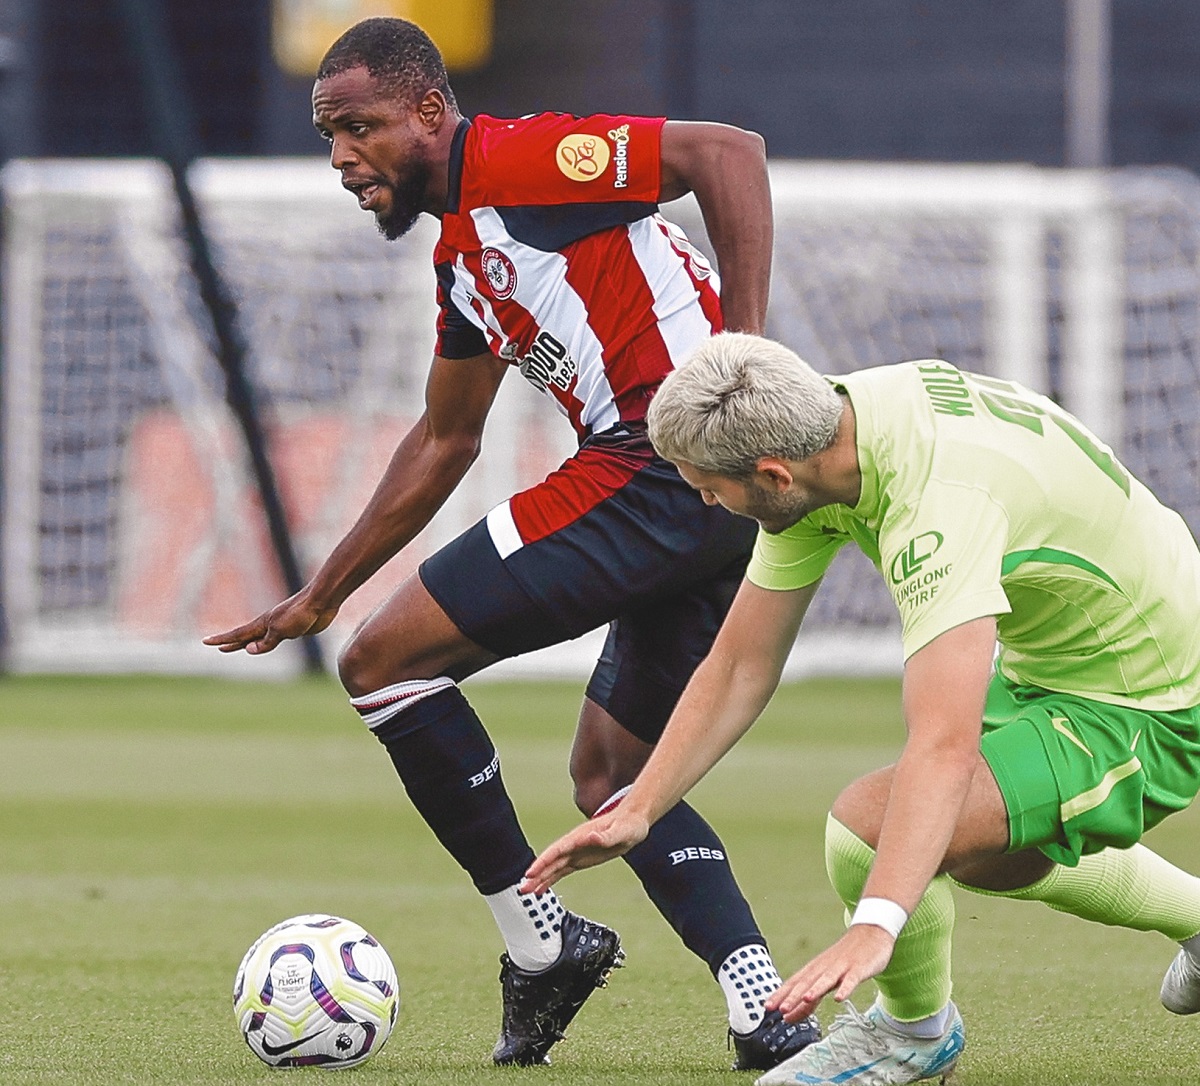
349, 677, 456, 729
592, 785, 632, 818
877, 1000, 954, 1037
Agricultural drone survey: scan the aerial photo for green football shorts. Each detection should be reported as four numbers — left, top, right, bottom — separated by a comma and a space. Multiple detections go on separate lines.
980, 674, 1200, 866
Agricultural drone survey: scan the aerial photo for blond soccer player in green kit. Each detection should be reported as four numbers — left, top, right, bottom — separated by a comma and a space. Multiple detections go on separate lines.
522, 332, 1200, 1085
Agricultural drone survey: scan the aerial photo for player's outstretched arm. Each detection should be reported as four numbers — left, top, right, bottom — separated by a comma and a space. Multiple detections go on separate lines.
202, 588, 339, 655
523, 580, 816, 895
767, 616, 997, 1022
203, 351, 508, 654
520, 807, 652, 895
659, 119, 772, 335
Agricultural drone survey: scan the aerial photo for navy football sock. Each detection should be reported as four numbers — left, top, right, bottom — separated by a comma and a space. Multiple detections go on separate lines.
367, 685, 535, 895
621, 800, 764, 973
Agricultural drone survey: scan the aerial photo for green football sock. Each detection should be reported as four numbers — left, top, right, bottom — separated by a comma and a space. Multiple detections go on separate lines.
825, 814, 955, 1021
952, 843, 1200, 941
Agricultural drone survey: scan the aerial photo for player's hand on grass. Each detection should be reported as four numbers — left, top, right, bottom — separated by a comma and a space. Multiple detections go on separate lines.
767, 924, 897, 1022
203, 590, 337, 654
521, 809, 651, 895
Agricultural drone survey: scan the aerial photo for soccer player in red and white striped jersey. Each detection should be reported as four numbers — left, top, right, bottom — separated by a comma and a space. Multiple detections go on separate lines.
205, 16, 816, 1070
435, 111, 721, 443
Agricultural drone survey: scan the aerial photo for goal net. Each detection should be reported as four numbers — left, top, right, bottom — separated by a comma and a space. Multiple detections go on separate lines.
3, 159, 1198, 678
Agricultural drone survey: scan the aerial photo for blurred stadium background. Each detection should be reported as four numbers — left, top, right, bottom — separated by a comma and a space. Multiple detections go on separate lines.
0, 0, 1198, 678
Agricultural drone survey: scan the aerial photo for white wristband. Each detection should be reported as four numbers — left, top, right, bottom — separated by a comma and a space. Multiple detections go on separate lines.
850, 897, 909, 939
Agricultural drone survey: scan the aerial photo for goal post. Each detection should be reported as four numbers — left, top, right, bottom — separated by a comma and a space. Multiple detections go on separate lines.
2, 157, 1197, 678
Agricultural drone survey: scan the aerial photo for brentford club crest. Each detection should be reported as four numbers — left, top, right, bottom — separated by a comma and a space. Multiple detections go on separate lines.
481, 248, 517, 300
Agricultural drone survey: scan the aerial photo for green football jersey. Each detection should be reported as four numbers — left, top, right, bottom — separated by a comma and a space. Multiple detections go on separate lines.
747, 360, 1200, 710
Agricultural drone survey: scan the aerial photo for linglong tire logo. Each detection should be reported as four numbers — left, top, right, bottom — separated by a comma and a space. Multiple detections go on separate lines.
890, 531, 944, 584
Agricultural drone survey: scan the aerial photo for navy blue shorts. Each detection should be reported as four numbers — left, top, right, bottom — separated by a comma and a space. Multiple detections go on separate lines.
419, 427, 756, 743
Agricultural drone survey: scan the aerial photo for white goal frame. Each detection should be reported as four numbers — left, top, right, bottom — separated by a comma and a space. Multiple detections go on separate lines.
3, 157, 1176, 680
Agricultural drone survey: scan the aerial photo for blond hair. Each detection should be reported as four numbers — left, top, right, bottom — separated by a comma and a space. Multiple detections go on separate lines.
648, 333, 842, 476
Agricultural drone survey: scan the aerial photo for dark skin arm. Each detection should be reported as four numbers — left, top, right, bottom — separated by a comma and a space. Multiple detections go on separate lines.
204, 351, 507, 654
659, 120, 772, 334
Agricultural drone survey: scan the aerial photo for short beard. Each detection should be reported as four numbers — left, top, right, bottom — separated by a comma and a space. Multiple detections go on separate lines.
739, 479, 815, 534
376, 163, 431, 241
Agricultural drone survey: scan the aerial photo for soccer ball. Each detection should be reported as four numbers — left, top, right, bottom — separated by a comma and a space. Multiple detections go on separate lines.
233, 914, 399, 1069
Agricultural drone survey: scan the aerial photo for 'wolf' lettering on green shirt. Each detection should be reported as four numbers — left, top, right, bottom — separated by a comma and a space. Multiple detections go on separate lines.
919, 361, 975, 417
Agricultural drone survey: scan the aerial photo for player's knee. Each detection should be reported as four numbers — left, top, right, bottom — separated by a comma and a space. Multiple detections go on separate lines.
336, 630, 408, 698
829, 769, 891, 846
829, 789, 871, 843
568, 760, 627, 818
336, 636, 372, 697
569, 772, 606, 818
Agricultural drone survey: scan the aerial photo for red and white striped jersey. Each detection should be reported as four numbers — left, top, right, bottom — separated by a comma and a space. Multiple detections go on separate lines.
433, 113, 723, 441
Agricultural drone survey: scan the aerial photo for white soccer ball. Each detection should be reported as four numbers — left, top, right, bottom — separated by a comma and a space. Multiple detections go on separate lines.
233, 914, 399, 1069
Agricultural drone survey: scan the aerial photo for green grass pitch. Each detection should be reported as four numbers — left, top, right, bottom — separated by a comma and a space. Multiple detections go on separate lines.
2, 673, 1199, 1084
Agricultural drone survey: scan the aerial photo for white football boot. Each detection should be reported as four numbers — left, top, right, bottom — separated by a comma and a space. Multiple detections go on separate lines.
1160, 948, 1200, 1015
755, 1000, 964, 1086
